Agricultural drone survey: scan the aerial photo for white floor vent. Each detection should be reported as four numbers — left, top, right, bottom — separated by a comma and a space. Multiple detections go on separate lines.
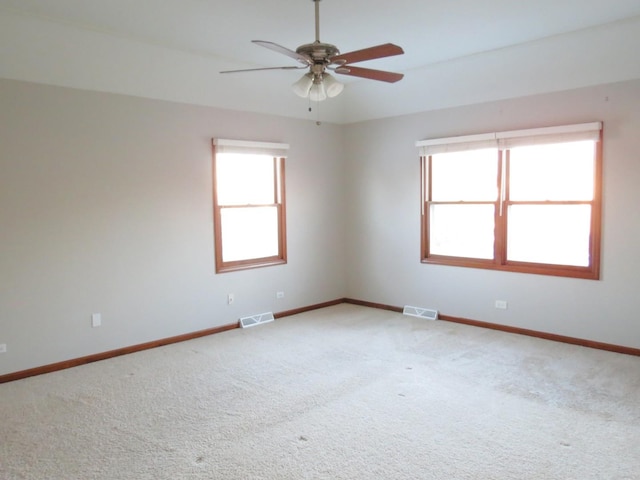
239, 312, 275, 329
403, 305, 438, 320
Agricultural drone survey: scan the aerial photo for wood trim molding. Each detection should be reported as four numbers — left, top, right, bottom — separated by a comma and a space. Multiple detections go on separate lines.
275, 298, 346, 319
343, 298, 403, 313
0, 322, 238, 385
420, 139, 602, 280
212, 151, 287, 274
3, 296, 638, 384
438, 313, 640, 357
0, 298, 345, 384
343, 298, 640, 357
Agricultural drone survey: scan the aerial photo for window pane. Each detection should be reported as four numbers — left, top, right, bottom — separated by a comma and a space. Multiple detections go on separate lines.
431, 149, 498, 201
216, 153, 275, 205
507, 205, 591, 266
220, 207, 279, 262
429, 204, 495, 259
509, 141, 595, 201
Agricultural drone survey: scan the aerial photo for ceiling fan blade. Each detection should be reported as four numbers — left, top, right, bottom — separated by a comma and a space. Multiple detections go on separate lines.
252, 40, 311, 65
220, 65, 308, 74
331, 43, 404, 65
335, 65, 404, 83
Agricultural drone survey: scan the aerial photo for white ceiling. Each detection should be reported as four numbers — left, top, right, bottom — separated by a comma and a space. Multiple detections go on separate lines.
1, 0, 640, 123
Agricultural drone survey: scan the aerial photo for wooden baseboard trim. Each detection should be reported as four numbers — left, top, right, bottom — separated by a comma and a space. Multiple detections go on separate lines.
343, 298, 403, 313
4, 297, 638, 384
343, 298, 640, 357
438, 314, 640, 357
0, 322, 239, 385
0, 298, 347, 384
275, 298, 346, 319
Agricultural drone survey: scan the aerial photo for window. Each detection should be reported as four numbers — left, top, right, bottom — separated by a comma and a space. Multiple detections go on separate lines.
418, 122, 602, 279
212, 139, 288, 273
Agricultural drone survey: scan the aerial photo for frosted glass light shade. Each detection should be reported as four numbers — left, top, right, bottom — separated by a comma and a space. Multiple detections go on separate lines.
292, 73, 313, 98
323, 73, 344, 98
309, 82, 327, 102
292, 71, 343, 101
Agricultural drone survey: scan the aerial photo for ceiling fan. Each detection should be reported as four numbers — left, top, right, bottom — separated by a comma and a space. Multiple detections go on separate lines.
220, 0, 405, 102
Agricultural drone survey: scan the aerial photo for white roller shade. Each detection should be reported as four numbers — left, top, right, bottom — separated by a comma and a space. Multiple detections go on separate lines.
416, 122, 602, 156
496, 122, 602, 149
213, 139, 290, 157
416, 133, 497, 156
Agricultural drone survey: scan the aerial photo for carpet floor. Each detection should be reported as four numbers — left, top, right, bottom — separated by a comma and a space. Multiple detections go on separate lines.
1, 304, 639, 479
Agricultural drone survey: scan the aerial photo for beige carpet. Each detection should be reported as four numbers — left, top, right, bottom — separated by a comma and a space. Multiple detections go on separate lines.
1, 304, 639, 479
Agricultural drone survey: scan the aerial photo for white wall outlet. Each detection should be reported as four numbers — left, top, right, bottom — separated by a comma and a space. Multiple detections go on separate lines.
227, 293, 235, 305
91, 313, 102, 327
495, 300, 508, 310
0, 344, 6, 353
276, 291, 285, 299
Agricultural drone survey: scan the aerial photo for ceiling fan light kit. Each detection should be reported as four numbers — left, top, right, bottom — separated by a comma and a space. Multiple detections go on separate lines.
221, 0, 404, 103
293, 72, 344, 100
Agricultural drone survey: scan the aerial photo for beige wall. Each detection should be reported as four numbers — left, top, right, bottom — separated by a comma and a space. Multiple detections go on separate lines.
344, 79, 640, 349
3, 77, 640, 377
0, 79, 347, 375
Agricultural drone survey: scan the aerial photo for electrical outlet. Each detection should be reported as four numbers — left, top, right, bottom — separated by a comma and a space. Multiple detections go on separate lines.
227, 293, 235, 305
276, 291, 285, 299
0, 343, 7, 353
92, 313, 102, 327
495, 300, 508, 310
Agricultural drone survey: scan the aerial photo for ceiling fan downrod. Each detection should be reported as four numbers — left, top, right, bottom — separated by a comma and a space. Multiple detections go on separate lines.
314, 0, 321, 43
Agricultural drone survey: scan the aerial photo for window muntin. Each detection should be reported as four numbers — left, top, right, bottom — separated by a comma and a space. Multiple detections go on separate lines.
420, 127, 602, 279
213, 149, 286, 273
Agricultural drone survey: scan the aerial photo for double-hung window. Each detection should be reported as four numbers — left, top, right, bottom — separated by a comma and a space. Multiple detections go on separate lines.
418, 122, 602, 279
212, 139, 288, 273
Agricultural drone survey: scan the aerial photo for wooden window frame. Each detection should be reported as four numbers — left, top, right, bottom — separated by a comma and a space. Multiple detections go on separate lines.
212, 146, 287, 273
420, 133, 602, 280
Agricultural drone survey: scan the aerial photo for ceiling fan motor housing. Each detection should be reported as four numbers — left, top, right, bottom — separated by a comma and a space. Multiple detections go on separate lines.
296, 43, 340, 63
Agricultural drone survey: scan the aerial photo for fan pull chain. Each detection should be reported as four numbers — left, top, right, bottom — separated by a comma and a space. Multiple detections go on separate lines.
316, 99, 321, 126
307, 98, 321, 126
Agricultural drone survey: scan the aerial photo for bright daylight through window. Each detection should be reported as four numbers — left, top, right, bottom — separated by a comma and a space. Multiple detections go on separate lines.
418, 123, 602, 279
212, 139, 288, 273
